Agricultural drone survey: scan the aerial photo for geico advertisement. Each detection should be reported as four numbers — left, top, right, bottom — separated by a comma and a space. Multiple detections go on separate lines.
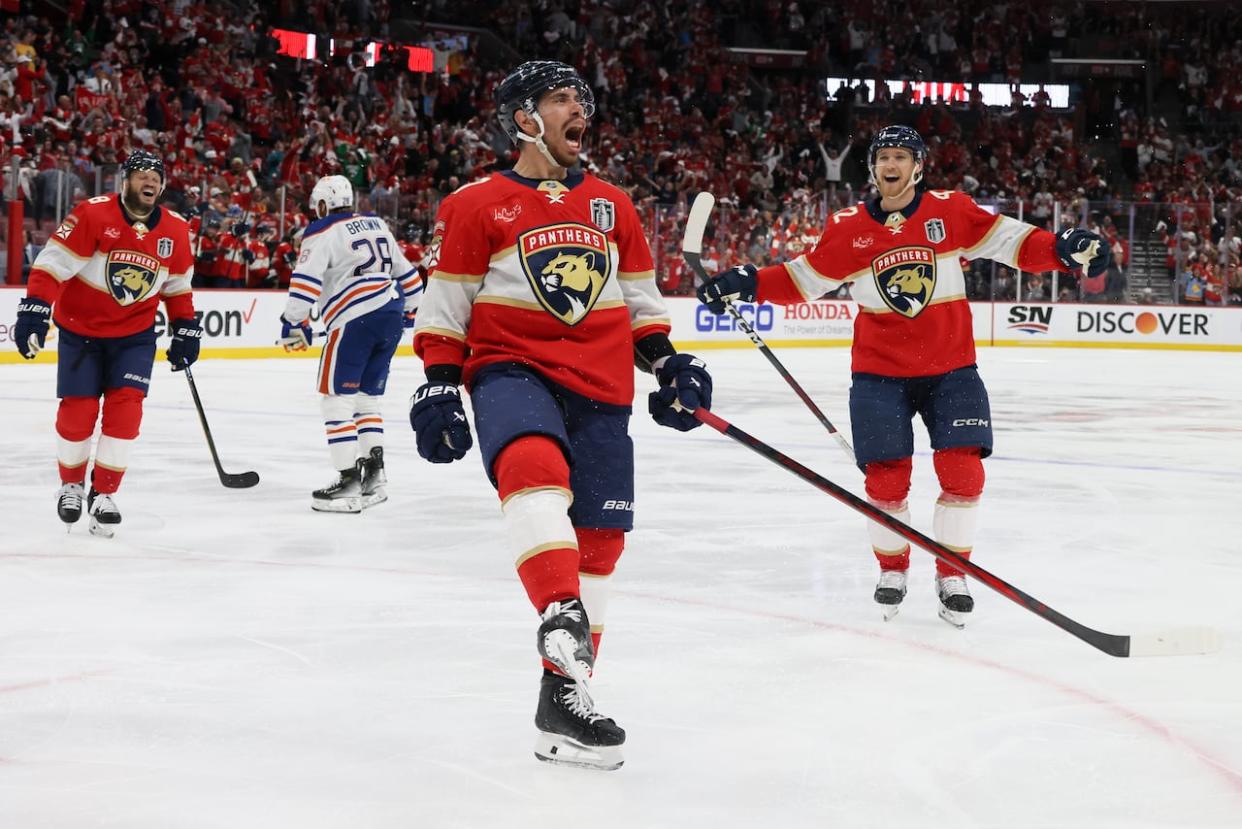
667, 297, 993, 344
669, 296, 858, 343
995, 302, 1241, 346
0, 288, 321, 356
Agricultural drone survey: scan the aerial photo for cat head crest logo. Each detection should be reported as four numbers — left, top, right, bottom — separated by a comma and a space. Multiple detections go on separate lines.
871, 246, 937, 318
106, 250, 160, 305
518, 223, 612, 326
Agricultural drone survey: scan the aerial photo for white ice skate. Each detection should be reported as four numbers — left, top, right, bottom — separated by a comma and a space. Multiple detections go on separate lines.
874, 569, 908, 621
936, 575, 974, 629
87, 489, 121, 539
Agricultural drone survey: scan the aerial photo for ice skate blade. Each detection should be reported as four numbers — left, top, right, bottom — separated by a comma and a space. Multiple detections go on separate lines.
534, 732, 624, 771
88, 518, 115, 539
881, 604, 901, 622
361, 490, 388, 509
938, 604, 968, 629
311, 497, 362, 513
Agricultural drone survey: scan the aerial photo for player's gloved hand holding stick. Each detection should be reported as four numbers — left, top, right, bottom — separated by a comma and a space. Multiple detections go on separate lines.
410, 380, 473, 462
278, 316, 313, 351
167, 317, 203, 371
14, 296, 52, 359
696, 265, 757, 314
648, 353, 712, 431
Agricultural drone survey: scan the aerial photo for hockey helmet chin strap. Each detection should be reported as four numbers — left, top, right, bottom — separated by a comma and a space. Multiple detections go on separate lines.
516, 108, 564, 170
869, 161, 923, 201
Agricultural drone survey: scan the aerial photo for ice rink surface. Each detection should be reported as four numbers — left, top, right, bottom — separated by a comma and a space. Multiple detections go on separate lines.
2, 345, 1241, 828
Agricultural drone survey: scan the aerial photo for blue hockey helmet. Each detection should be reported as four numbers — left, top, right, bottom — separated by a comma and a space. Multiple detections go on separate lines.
868, 125, 927, 190
495, 60, 595, 144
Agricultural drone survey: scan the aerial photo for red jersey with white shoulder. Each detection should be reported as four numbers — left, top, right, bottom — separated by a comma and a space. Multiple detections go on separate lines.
27, 194, 195, 338
756, 190, 1066, 377
413, 170, 669, 406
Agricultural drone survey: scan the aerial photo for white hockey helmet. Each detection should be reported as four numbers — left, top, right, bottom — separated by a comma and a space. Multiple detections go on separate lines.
309, 175, 354, 217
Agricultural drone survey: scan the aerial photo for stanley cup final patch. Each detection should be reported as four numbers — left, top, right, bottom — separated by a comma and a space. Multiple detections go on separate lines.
872, 246, 937, 318
924, 218, 946, 244
157, 237, 174, 258
589, 198, 615, 232
518, 222, 612, 326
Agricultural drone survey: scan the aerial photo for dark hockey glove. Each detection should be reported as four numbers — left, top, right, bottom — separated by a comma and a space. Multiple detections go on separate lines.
167, 317, 203, 370
14, 296, 51, 359
1056, 228, 1110, 278
649, 353, 712, 432
410, 382, 473, 463
279, 316, 313, 351
696, 264, 757, 314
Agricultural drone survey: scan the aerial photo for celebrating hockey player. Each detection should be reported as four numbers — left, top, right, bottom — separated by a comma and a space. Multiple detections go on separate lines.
13, 149, 200, 538
697, 125, 1109, 627
279, 174, 422, 513
408, 60, 713, 770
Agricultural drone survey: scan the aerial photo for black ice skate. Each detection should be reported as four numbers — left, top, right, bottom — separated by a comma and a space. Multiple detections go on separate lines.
536, 598, 595, 695
359, 447, 387, 508
534, 671, 625, 771
936, 575, 974, 629
874, 569, 908, 622
311, 464, 363, 513
87, 488, 121, 539
57, 482, 86, 529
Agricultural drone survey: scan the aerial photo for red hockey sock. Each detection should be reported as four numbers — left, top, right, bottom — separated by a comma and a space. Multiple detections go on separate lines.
578, 527, 624, 657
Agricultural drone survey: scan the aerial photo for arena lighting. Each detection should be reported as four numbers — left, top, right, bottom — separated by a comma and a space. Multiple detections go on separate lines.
824, 77, 1071, 108
270, 27, 434, 71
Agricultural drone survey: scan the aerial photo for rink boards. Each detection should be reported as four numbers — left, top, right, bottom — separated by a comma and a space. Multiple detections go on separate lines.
2, 288, 1240, 363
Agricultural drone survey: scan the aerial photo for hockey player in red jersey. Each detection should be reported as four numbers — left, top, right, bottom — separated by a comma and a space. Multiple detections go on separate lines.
698, 125, 1109, 627
13, 150, 200, 538
409, 61, 713, 771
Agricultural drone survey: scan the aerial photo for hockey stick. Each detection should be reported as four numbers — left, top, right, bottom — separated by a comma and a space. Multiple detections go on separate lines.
682, 192, 855, 462
691, 405, 1219, 658
182, 365, 261, 488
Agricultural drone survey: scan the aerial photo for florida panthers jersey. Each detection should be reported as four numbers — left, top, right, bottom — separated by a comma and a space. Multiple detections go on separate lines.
28, 194, 195, 337
756, 190, 1066, 377
413, 169, 670, 406
284, 213, 421, 331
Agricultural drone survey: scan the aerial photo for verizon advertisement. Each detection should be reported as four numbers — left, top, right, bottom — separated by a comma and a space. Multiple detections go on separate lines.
0, 288, 327, 362
2, 289, 1240, 363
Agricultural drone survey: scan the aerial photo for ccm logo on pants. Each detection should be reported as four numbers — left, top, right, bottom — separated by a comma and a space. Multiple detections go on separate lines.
952, 418, 990, 427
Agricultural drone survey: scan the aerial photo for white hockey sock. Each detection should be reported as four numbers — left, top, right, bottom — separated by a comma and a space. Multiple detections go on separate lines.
353, 393, 384, 455
579, 572, 612, 639
93, 434, 133, 480
502, 488, 578, 569
933, 493, 980, 555
867, 499, 912, 565
321, 394, 358, 470
57, 435, 93, 478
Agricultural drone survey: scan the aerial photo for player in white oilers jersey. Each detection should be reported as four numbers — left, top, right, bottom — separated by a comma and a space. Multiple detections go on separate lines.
279, 174, 422, 512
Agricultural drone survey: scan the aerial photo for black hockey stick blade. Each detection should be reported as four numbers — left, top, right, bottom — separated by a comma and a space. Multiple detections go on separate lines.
183, 365, 260, 489
692, 406, 1219, 658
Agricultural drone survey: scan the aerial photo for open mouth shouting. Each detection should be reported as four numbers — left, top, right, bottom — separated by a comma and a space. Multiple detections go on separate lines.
563, 121, 586, 153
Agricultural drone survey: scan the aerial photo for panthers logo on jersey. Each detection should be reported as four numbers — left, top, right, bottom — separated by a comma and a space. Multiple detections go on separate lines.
872, 246, 937, 318
518, 222, 612, 326
106, 250, 160, 305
